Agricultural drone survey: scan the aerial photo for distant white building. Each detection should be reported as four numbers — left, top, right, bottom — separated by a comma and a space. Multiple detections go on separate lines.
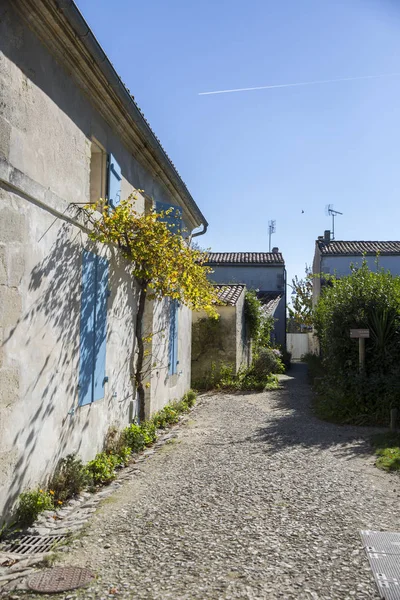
312, 231, 400, 303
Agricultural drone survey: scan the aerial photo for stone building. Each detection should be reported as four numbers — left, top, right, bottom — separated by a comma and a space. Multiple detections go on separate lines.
0, 0, 207, 517
205, 251, 286, 348
191, 284, 250, 385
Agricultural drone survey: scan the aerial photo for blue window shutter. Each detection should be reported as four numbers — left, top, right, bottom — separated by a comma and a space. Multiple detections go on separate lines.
155, 200, 182, 235
78, 251, 96, 406
107, 154, 122, 208
93, 256, 108, 402
173, 301, 179, 373
168, 300, 179, 375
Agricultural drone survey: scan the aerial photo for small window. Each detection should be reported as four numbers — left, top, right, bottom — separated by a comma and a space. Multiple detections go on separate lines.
89, 139, 107, 204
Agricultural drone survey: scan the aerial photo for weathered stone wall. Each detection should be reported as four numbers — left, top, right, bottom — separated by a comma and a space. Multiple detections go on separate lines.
0, 2, 195, 518
235, 289, 251, 371
191, 306, 238, 385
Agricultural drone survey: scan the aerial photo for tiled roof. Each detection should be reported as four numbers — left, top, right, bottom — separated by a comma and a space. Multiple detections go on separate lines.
213, 284, 246, 306
206, 252, 284, 265
318, 241, 400, 256
256, 291, 283, 316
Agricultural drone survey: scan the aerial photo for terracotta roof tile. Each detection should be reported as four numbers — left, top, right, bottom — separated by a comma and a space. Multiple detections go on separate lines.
256, 291, 283, 315
318, 241, 400, 255
206, 252, 284, 265
213, 284, 246, 306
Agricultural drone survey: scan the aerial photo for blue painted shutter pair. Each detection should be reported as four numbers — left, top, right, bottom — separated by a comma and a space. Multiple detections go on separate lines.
79, 251, 109, 406
107, 154, 122, 208
155, 200, 182, 235
155, 201, 182, 375
169, 300, 179, 375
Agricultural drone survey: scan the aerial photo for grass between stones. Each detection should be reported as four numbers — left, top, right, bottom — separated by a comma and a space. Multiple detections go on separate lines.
372, 432, 400, 471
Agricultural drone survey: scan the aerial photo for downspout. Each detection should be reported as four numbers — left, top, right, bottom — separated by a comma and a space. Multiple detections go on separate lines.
191, 223, 208, 238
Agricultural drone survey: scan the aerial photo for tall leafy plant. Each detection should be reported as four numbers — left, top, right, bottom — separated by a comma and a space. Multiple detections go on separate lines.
82, 196, 218, 421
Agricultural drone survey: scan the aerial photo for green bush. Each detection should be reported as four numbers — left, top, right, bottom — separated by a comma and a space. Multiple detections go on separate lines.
302, 352, 324, 383
251, 348, 285, 377
140, 421, 158, 445
372, 432, 400, 471
313, 262, 400, 424
244, 290, 274, 352
183, 390, 197, 407
47, 454, 90, 503
194, 361, 279, 392
123, 423, 147, 453
86, 452, 119, 486
15, 489, 55, 526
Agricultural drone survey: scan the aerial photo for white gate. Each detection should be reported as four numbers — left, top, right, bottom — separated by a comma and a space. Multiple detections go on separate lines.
286, 333, 309, 360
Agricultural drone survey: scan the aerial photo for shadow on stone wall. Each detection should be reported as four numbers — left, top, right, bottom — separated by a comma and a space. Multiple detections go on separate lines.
1, 219, 135, 519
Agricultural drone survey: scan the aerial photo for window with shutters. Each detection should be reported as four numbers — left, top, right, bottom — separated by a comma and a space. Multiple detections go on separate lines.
89, 139, 107, 204
168, 299, 179, 375
155, 201, 182, 376
107, 153, 122, 208
78, 250, 109, 406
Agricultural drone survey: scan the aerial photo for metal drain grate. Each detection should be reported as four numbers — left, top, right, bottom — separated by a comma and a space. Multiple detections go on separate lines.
27, 566, 95, 593
360, 531, 400, 600
1, 534, 68, 555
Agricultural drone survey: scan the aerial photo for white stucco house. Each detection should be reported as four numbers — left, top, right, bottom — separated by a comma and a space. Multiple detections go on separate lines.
0, 0, 208, 518
205, 251, 286, 348
312, 232, 400, 304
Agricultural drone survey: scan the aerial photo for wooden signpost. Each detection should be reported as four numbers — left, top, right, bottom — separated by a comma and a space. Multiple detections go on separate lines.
350, 329, 370, 371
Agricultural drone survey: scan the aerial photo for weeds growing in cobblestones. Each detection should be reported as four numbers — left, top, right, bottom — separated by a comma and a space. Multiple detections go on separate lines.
48, 454, 91, 503
10, 390, 197, 528
15, 489, 55, 526
372, 432, 400, 471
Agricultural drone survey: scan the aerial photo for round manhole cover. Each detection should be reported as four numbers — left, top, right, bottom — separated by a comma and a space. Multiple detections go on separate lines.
27, 566, 95, 593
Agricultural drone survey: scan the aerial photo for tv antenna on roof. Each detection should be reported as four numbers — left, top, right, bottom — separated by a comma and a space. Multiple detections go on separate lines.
325, 204, 343, 240
268, 220, 276, 252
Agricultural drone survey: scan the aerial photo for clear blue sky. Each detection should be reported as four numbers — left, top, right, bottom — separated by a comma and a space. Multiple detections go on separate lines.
76, 0, 400, 286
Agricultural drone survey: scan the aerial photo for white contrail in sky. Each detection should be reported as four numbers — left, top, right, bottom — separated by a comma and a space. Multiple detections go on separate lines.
198, 72, 400, 96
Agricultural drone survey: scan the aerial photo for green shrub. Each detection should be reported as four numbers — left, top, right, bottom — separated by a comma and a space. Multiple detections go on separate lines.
302, 352, 324, 383
140, 421, 157, 446
194, 361, 279, 392
251, 348, 285, 377
47, 454, 90, 503
372, 432, 400, 471
123, 423, 147, 453
183, 390, 197, 407
312, 262, 400, 424
86, 452, 119, 486
15, 489, 55, 526
244, 290, 274, 352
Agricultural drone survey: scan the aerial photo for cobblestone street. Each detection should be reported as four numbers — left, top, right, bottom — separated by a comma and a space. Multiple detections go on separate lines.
19, 364, 400, 599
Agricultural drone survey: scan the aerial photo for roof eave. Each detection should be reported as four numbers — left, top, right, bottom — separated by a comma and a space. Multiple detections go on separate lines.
13, 0, 207, 231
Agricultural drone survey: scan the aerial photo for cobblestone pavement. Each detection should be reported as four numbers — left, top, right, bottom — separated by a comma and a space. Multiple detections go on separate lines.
15, 364, 400, 599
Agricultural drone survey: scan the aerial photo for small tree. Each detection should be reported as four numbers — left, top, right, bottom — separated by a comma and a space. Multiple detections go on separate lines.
313, 261, 400, 424
288, 266, 313, 329
82, 197, 218, 421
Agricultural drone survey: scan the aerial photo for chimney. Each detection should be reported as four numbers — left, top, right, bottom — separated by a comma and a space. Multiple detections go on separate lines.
324, 230, 331, 243
271, 247, 279, 253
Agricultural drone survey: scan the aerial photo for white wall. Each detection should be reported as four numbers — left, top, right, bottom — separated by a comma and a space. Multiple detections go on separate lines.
287, 333, 309, 360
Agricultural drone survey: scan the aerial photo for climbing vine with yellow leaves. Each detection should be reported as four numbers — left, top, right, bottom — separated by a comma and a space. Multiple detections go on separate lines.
81, 195, 218, 421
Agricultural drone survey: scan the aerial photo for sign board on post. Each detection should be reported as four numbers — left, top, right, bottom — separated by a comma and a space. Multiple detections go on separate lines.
350, 329, 369, 371
350, 329, 370, 339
